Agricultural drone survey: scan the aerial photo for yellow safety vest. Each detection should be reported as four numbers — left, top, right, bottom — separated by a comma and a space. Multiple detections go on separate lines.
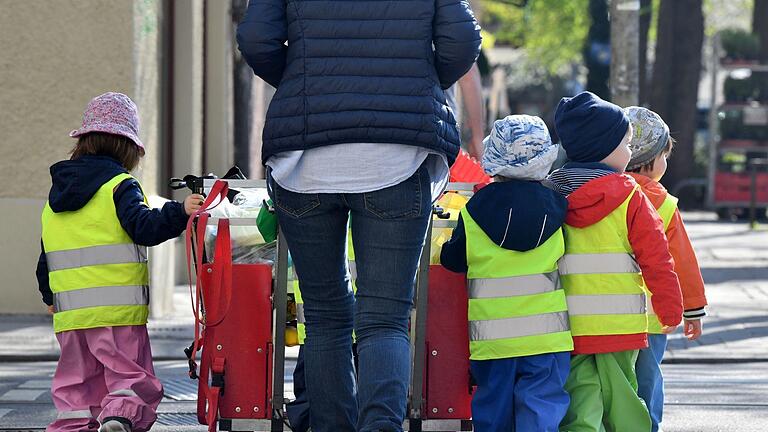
646, 194, 679, 333
559, 187, 649, 337
463, 208, 573, 360
41, 173, 150, 333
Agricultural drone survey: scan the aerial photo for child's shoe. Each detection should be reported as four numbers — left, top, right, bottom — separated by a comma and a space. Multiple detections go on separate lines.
99, 417, 132, 432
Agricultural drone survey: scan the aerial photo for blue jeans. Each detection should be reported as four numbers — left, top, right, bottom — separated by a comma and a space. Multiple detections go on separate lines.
471, 353, 570, 432
269, 164, 431, 432
636, 334, 668, 432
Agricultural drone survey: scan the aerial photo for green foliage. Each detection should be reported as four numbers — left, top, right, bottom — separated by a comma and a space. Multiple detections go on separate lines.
481, 0, 590, 72
720, 28, 761, 61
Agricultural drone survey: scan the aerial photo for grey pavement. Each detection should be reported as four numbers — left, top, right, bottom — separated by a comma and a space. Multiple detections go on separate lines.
0, 213, 767, 431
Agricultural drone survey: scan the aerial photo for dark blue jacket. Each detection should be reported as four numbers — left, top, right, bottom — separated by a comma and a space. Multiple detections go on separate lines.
237, 0, 482, 165
36, 156, 189, 305
440, 180, 568, 273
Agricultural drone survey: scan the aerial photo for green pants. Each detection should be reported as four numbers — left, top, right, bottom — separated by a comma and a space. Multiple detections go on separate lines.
560, 351, 651, 432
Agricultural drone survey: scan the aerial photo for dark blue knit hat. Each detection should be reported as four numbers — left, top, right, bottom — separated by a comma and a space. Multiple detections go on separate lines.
554, 91, 630, 163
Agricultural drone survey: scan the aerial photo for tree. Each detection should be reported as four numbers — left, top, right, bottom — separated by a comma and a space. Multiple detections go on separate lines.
481, 0, 589, 73
754, 0, 768, 102
584, 0, 611, 99
638, 0, 653, 105
650, 0, 705, 191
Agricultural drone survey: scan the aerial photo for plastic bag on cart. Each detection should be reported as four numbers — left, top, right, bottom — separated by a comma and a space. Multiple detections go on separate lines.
430, 191, 470, 264
204, 188, 278, 264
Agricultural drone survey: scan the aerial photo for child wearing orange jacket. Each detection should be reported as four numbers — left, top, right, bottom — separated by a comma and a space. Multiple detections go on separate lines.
624, 106, 708, 432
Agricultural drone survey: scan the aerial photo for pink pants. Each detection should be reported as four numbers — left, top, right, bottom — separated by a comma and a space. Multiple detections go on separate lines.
47, 325, 163, 432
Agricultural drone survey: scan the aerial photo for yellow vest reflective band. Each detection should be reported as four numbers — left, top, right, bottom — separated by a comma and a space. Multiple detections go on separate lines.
41, 173, 149, 333
560, 187, 648, 337
462, 208, 573, 361
646, 194, 679, 333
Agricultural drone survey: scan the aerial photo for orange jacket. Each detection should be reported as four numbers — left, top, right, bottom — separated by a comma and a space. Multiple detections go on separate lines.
628, 173, 708, 315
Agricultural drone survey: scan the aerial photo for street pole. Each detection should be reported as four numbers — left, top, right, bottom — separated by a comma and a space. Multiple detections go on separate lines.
610, 0, 640, 106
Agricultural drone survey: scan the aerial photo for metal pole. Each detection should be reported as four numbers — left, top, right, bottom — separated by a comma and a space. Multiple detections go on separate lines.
272, 231, 289, 431
750, 161, 758, 228
409, 217, 433, 431
610, 0, 640, 106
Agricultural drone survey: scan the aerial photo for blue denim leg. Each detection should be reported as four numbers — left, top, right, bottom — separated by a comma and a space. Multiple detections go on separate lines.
470, 358, 517, 432
636, 334, 668, 432
515, 352, 571, 432
346, 164, 431, 432
285, 346, 311, 432
270, 182, 357, 432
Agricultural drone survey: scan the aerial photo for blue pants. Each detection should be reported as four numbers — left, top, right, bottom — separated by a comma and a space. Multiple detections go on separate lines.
636, 333, 668, 432
470, 352, 571, 432
286, 346, 311, 432
269, 164, 431, 432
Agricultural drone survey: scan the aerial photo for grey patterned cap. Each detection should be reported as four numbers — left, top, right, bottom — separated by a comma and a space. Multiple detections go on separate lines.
481, 115, 558, 181
625, 106, 670, 171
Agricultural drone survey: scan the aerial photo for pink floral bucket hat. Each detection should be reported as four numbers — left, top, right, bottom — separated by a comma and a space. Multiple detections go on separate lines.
70, 92, 144, 149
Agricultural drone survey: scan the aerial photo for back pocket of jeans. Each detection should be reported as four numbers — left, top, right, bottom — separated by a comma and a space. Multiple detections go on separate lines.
274, 183, 321, 218
363, 166, 426, 220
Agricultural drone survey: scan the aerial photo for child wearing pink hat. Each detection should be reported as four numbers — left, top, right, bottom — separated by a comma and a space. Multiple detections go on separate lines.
36, 92, 204, 432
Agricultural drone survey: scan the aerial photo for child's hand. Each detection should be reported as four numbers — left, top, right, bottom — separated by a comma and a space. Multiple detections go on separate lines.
47, 305, 55, 315
184, 194, 206, 216
684, 319, 703, 340
661, 325, 678, 335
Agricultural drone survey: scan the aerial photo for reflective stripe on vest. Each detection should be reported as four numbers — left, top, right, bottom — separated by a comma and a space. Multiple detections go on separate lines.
296, 303, 306, 324
558, 253, 640, 275
468, 270, 560, 299
54, 285, 149, 313
567, 294, 646, 316
46, 243, 147, 272
561, 183, 649, 337
470, 311, 570, 341
647, 194, 679, 333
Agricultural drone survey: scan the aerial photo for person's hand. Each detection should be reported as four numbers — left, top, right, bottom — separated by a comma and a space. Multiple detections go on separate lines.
184, 194, 206, 216
661, 325, 678, 335
47, 305, 55, 315
468, 136, 484, 161
684, 319, 703, 340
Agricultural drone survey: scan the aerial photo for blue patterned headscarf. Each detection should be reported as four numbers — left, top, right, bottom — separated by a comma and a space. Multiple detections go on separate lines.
481, 115, 559, 181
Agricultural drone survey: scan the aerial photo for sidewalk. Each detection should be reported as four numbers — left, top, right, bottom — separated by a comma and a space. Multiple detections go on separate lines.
664, 212, 768, 362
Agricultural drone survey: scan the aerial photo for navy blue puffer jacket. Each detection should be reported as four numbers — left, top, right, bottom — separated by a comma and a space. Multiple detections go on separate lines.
237, 0, 481, 165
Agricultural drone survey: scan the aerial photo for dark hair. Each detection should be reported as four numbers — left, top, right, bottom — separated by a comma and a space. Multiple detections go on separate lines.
627, 136, 676, 173
70, 132, 144, 171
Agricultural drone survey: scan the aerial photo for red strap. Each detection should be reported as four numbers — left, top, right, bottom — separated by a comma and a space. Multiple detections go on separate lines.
185, 180, 230, 381
184, 180, 230, 431
205, 357, 226, 432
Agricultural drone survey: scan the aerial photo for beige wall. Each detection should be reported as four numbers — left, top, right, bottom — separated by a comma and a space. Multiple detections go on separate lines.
0, 0, 164, 314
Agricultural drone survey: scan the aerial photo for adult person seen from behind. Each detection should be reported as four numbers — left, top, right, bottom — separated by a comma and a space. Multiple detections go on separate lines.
237, 2, 481, 432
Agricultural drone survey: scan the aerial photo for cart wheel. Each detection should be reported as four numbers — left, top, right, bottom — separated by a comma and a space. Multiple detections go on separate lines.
716, 207, 732, 221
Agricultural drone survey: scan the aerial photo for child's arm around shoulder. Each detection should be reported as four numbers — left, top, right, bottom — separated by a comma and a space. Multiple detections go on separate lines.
113, 179, 202, 247
440, 214, 469, 273
627, 190, 683, 327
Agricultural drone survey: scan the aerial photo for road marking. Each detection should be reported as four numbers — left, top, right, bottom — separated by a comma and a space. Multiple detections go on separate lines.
19, 380, 51, 389
0, 408, 13, 418
0, 389, 48, 401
